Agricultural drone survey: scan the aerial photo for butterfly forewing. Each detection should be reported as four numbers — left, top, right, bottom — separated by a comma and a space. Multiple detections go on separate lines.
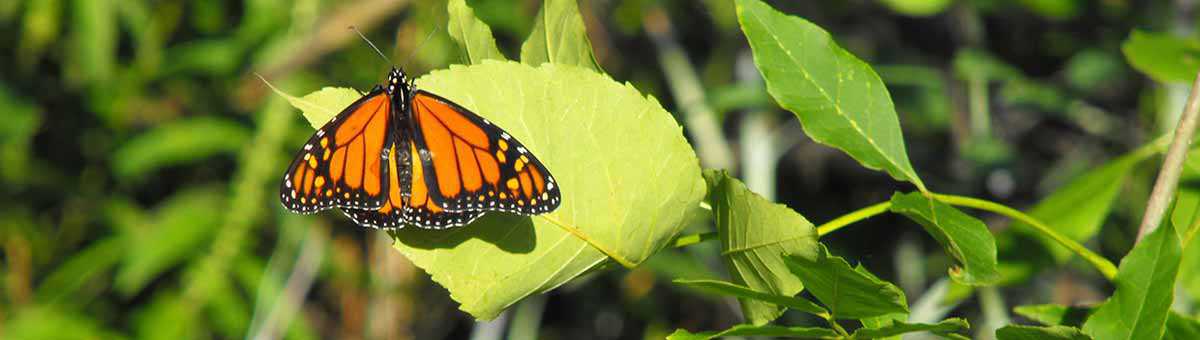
407, 90, 562, 215
280, 88, 393, 213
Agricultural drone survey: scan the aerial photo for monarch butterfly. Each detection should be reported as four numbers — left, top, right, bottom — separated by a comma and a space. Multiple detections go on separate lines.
279, 67, 561, 229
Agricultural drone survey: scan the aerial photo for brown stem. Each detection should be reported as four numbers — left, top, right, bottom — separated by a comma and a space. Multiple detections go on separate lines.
1137, 71, 1200, 243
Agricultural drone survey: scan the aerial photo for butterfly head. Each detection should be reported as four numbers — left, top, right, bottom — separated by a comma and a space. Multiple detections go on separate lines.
386, 67, 412, 95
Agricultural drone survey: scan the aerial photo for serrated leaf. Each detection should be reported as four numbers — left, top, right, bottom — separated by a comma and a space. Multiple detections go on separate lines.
851, 318, 969, 339
1012, 154, 1143, 262
666, 324, 840, 340
1013, 304, 1092, 327
785, 245, 908, 319
1083, 222, 1180, 340
996, 325, 1091, 340
736, 0, 926, 192
1122, 30, 1200, 83
112, 117, 251, 179
889, 192, 1000, 285
287, 61, 704, 319
447, 0, 506, 64
673, 279, 828, 317
519, 0, 601, 71
711, 172, 819, 324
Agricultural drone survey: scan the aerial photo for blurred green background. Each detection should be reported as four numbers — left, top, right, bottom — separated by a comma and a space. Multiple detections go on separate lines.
0, 0, 1194, 339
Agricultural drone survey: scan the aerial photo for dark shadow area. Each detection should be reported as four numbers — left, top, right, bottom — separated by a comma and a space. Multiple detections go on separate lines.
388, 212, 537, 254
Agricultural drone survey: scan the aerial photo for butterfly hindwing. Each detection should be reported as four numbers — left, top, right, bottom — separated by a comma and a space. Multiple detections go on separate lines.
280, 87, 393, 213
407, 90, 561, 215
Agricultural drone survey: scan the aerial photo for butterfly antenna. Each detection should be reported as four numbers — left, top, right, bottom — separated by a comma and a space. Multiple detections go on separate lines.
402, 26, 440, 70
349, 25, 393, 65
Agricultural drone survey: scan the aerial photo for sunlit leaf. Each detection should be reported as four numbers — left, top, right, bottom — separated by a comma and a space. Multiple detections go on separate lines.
1083, 222, 1180, 340
1122, 30, 1200, 83
785, 245, 908, 319
288, 61, 704, 319
666, 324, 839, 340
889, 192, 1000, 285
519, 0, 601, 71
1013, 304, 1092, 327
710, 172, 819, 324
878, 0, 952, 17
737, 0, 926, 192
447, 0, 506, 64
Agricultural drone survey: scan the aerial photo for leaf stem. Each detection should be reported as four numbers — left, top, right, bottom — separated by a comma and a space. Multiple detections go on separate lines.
823, 314, 850, 337
930, 193, 1118, 280
1137, 72, 1200, 244
816, 202, 892, 236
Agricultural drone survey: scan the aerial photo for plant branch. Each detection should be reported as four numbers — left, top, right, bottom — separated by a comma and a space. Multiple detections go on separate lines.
1137, 72, 1200, 244
815, 202, 892, 236
931, 193, 1118, 280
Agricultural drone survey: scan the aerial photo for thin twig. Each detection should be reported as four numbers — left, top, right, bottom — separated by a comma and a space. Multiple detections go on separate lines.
643, 7, 736, 170
1137, 72, 1200, 244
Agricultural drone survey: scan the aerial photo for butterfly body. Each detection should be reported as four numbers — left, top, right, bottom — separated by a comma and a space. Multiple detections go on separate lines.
280, 68, 560, 229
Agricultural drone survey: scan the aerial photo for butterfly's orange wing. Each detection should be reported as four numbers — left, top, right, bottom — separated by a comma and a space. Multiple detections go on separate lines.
408, 90, 561, 215
343, 141, 484, 229
280, 88, 393, 213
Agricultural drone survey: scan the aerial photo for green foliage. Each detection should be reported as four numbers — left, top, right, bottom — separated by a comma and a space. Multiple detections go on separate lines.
878, 0, 952, 16
112, 117, 251, 179
1083, 222, 1181, 340
709, 171, 818, 324
851, 318, 970, 339
1122, 30, 1200, 83
784, 245, 908, 319
736, 0, 926, 192
1010, 153, 1146, 262
673, 279, 828, 316
889, 192, 1000, 285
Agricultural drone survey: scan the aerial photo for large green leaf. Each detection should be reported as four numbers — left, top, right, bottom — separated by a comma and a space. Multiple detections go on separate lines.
1122, 30, 1200, 83
851, 318, 970, 339
666, 324, 839, 340
711, 172, 819, 324
447, 0, 506, 64
672, 279, 828, 316
736, 0, 926, 192
855, 264, 909, 340
889, 192, 1000, 285
112, 117, 251, 179
287, 61, 704, 319
1082, 222, 1180, 340
996, 325, 1091, 340
785, 245, 908, 319
1165, 312, 1200, 340
1012, 153, 1143, 262
519, 0, 601, 71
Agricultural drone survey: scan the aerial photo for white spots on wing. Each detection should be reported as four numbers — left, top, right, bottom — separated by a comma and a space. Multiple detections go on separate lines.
501, 132, 511, 140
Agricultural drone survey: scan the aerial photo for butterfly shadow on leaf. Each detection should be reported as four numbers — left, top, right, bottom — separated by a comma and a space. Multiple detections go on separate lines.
388, 213, 537, 254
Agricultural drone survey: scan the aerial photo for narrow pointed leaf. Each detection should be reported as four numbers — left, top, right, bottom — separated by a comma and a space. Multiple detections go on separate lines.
785, 245, 908, 319
736, 0, 925, 191
667, 324, 839, 340
1013, 304, 1092, 327
711, 172, 819, 324
673, 279, 828, 316
447, 0, 506, 64
519, 0, 601, 71
1012, 154, 1144, 262
996, 325, 1091, 340
286, 61, 705, 319
851, 318, 970, 339
1082, 222, 1180, 340
889, 192, 1000, 285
